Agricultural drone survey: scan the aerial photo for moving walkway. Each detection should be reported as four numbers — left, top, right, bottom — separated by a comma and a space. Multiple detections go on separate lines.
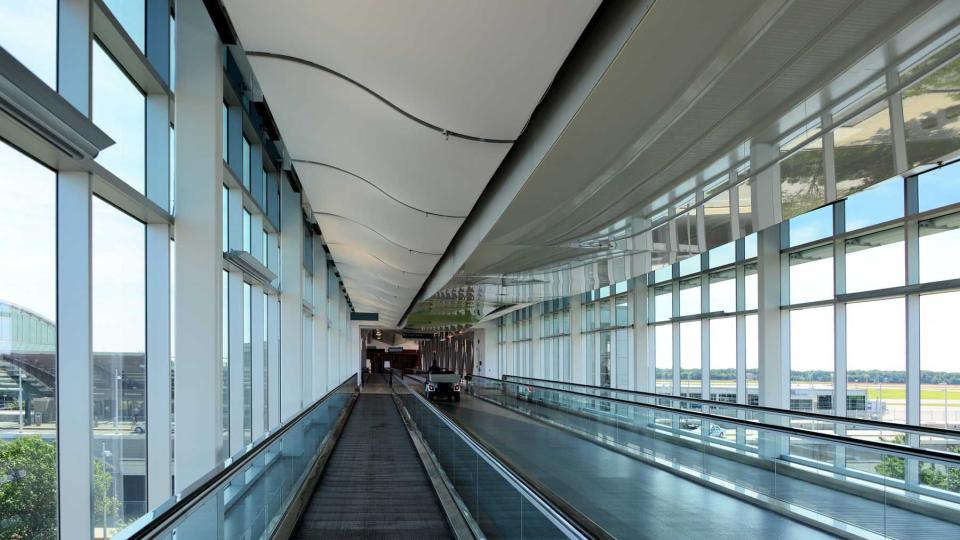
113, 367, 960, 539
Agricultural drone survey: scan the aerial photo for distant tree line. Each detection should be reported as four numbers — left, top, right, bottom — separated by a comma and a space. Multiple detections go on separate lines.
656, 369, 960, 385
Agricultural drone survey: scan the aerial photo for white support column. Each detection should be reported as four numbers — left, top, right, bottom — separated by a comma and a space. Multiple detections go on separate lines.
570, 295, 583, 383
701, 255, 710, 399
635, 280, 653, 392
301, 308, 314, 403
757, 226, 787, 408
58, 171, 93, 538
531, 308, 542, 378
227, 272, 243, 454
57, 0, 93, 534
146, 224, 172, 506
314, 248, 328, 397
173, 0, 224, 490
249, 213, 265, 439
279, 179, 303, 420
250, 286, 265, 439
267, 295, 280, 429
735, 259, 747, 404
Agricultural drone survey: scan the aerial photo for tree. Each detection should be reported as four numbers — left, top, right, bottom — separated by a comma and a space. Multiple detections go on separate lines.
0, 437, 57, 539
0, 436, 122, 539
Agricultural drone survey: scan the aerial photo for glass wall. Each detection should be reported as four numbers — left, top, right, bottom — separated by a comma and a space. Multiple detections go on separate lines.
649, 235, 758, 403
0, 140, 58, 539
92, 198, 146, 534
540, 299, 570, 382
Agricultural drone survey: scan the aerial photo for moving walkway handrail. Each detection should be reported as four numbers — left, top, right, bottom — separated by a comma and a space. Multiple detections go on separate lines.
114, 375, 359, 540
477, 376, 960, 466
499, 374, 960, 441
393, 373, 591, 540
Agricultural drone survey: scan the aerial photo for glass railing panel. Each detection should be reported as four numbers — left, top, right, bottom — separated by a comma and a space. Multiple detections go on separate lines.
114, 378, 356, 540
486, 376, 960, 537
503, 375, 960, 459
392, 374, 583, 539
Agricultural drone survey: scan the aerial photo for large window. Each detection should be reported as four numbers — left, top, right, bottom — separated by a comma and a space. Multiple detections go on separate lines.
844, 226, 904, 293
655, 324, 673, 394
709, 317, 736, 402
847, 298, 905, 423
789, 306, 834, 414
920, 291, 960, 429
919, 211, 960, 283
92, 197, 146, 534
93, 41, 146, 194
679, 321, 701, 398
0, 1, 57, 88
0, 141, 58, 538
103, 0, 145, 52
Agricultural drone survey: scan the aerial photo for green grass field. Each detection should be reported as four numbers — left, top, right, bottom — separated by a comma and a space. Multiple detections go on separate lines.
858, 386, 960, 401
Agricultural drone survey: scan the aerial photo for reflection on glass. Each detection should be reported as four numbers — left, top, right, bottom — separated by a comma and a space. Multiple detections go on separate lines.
845, 227, 904, 293
746, 314, 759, 400
243, 283, 252, 445
655, 324, 673, 394
709, 269, 736, 313
615, 295, 628, 326
222, 271, 229, 458
738, 179, 754, 237
242, 209, 251, 253
919, 211, 960, 283
615, 329, 629, 389
709, 317, 736, 402
222, 102, 229, 163
582, 303, 595, 331
222, 185, 229, 251
902, 53, 960, 168
780, 125, 825, 219
598, 299, 611, 329
262, 295, 269, 430
0, 141, 58, 539
93, 42, 146, 193
584, 332, 595, 385
844, 176, 903, 232
92, 197, 146, 536
676, 208, 699, 259
599, 331, 611, 388
679, 321, 701, 397
788, 244, 833, 304
918, 162, 960, 213
242, 137, 251, 190
0, 1, 57, 88
703, 190, 731, 249
678, 277, 700, 317
103, 0, 145, 51
834, 102, 894, 198
847, 298, 905, 424
789, 306, 834, 414
744, 263, 758, 311
919, 291, 960, 429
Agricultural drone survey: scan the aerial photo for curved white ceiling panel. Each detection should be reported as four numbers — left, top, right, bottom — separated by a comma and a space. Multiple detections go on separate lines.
248, 57, 511, 217
224, 0, 599, 140
316, 214, 442, 262
223, 0, 601, 326
297, 163, 460, 252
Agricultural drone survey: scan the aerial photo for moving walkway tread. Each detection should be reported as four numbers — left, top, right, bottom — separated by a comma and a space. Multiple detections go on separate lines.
293, 373, 452, 539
